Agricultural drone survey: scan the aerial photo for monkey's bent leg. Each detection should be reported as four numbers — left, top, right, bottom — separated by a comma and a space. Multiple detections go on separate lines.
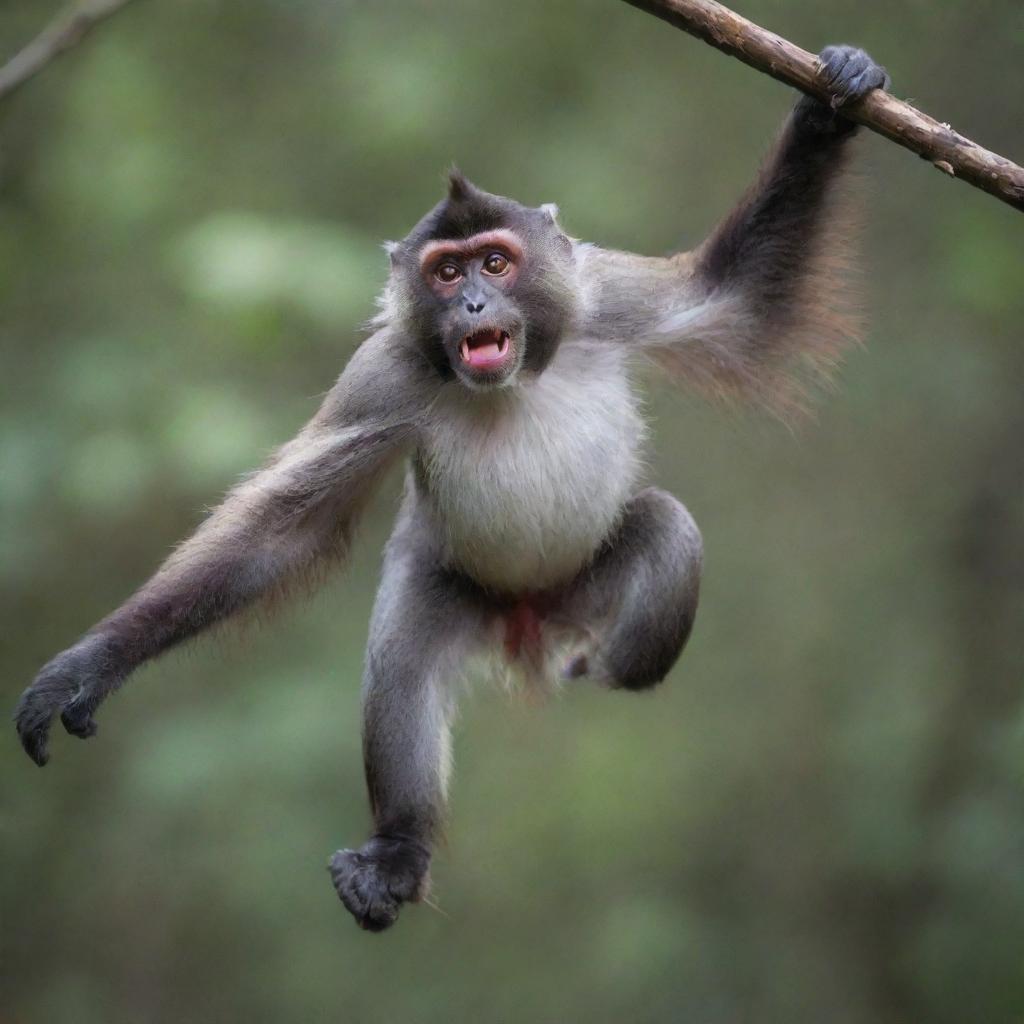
562, 487, 702, 690
329, 513, 484, 932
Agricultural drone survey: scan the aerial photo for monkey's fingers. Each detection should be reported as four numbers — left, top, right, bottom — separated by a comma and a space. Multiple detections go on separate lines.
61, 698, 99, 739
13, 688, 57, 766
815, 45, 890, 109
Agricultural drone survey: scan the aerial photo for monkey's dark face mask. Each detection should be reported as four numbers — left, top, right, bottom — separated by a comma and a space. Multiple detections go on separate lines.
395, 172, 575, 391
418, 229, 527, 389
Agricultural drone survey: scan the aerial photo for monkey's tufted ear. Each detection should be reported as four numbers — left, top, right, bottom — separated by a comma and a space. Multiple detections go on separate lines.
540, 202, 560, 222
382, 240, 401, 267
446, 166, 482, 203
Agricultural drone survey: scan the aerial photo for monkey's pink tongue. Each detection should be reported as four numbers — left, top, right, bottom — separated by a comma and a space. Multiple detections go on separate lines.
461, 331, 509, 368
467, 341, 502, 364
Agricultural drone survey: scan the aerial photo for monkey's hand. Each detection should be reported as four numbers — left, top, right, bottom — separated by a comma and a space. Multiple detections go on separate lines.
328, 836, 431, 932
797, 45, 890, 135
13, 636, 115, 766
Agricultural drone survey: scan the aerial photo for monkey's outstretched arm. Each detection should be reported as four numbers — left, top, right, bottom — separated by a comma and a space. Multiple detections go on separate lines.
14, 329, 438, 766
581, 45, 889, 416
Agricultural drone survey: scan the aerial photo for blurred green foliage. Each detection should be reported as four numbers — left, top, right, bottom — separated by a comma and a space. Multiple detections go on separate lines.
1, 2, 1022, 1022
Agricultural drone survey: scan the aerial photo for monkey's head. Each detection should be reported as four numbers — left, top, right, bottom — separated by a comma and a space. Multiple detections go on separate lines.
387, 170, 577, 390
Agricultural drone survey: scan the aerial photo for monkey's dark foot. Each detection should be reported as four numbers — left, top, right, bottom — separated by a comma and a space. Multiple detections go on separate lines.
328, 836, 431, 932
562, 641, 679, 690
562, 653, 591, 680
562, 614, 694, 691
561, 646, 615, 687
798, 45, 890, 135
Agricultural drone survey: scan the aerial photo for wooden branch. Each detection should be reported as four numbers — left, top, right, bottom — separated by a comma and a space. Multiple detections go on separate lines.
622, 0, 1024, 214
0, 0, 139, 104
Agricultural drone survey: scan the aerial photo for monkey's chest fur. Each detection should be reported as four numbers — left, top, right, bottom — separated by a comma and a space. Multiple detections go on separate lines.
417, 342, 645, 594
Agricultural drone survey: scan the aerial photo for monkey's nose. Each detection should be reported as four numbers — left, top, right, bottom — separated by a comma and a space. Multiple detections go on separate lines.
465, 300, 485, 314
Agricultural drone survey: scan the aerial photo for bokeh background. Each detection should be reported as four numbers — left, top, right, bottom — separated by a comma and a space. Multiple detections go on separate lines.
1, 1, 1022, 1021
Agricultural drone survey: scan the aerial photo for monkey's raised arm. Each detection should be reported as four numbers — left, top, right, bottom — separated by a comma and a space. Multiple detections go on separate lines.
14, 328, 438, 766
580, 45, 889, 416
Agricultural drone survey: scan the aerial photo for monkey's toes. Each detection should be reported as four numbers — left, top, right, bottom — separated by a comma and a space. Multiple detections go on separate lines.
328, 837, 430, 932
329, 849, 402, 931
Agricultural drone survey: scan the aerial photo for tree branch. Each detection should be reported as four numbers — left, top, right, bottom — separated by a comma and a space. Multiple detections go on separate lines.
0, 0, 139, 104
622, 0, 1024, 214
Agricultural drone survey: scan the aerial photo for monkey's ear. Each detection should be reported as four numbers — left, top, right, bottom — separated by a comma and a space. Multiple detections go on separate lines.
540, 202, 560, 222
383, 240, 401, 267
446, 166, 481, 203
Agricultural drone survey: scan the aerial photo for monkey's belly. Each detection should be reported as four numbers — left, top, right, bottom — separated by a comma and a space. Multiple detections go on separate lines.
419, 343, 645, 593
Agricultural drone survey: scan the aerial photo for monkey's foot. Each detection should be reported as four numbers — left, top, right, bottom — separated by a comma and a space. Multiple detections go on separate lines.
561, 650, 611, 686
328, 836, 430, 932
562, 624, 689, 691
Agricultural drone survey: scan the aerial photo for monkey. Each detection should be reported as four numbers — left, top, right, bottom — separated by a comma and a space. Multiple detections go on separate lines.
14, 46, 889, 931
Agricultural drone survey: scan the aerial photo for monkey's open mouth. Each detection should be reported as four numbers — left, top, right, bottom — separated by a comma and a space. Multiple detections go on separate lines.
460, 328, 511, 370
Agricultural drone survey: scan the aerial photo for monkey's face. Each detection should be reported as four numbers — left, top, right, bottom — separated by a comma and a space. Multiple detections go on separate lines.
417, 228, 527, 389
394, 172, 576, 390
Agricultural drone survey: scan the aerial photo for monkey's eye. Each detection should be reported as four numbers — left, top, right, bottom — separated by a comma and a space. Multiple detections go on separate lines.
482, 252, 510, 276
434, 263, 462, 285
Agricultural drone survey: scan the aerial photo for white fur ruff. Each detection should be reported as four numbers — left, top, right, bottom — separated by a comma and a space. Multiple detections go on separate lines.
418, 338, 645, 594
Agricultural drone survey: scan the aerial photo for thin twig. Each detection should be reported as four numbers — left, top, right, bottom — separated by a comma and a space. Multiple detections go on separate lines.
0, 0, 140, 104
621, 0, 1024, 214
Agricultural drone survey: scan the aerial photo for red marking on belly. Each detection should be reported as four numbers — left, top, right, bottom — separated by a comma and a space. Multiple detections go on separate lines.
503, 600, 544, 664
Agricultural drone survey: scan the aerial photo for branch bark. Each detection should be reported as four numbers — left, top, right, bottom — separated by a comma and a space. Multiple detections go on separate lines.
622, 0, 1024, 214
0, 0, 139, 104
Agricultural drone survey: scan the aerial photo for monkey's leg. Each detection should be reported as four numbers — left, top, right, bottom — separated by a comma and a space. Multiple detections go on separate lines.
329, 512, 484, 932
562, 487, 702, 691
